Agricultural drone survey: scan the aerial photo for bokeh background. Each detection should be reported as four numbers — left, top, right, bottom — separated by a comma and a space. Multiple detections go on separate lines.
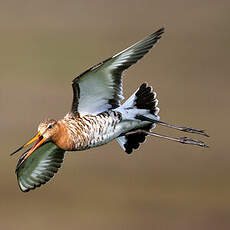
1, 0, 229, 229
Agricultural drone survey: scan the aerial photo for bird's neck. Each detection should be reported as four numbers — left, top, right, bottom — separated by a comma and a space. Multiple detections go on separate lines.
51, 120, 75, 151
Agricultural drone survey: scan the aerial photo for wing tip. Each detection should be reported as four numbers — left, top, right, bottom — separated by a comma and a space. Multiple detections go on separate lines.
149, 27, 165, 42
152, 27, 165, 36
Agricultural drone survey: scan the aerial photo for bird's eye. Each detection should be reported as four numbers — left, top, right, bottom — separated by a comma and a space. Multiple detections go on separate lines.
47, 124, 53, 129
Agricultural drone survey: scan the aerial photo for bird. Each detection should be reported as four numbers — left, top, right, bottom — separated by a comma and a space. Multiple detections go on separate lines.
11, 28, 209, 192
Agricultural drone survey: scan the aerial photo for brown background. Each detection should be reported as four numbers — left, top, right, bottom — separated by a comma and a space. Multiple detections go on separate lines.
1, 0, 229, 229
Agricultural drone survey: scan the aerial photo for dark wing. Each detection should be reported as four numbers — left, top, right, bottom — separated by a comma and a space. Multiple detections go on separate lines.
71, 28, 164, 115
16, 142, 65, 192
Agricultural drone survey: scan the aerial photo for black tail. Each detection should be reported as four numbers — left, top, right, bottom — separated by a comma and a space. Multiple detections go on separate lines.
134, 83, 159, 116
117, 83, 160, 154
117, 83, 209, 153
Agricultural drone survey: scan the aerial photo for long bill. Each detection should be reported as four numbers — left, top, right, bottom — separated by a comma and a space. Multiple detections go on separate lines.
11, 132, 45, 159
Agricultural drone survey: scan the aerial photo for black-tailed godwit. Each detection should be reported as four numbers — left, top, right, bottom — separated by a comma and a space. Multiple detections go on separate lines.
11, 28, 208, 192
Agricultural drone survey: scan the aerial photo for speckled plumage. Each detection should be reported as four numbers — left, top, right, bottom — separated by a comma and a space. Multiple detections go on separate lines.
61, 111, 122, 150
12, 28, 208, 192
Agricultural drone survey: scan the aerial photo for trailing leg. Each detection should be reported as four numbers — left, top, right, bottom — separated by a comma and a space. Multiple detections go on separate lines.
124, 129, 208, 148
136, 115, 209, 137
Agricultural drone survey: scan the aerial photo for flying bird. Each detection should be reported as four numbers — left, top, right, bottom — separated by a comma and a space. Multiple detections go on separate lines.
11, 28, 208, 192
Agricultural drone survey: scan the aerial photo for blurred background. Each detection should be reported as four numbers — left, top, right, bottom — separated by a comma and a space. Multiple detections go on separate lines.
0, 0, 229, 229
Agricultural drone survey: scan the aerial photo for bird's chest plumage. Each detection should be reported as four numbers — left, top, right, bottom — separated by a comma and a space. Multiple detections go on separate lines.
63, 111, 122, 150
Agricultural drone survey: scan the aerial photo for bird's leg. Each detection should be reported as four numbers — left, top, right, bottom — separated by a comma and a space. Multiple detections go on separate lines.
136, 115, 209, 137
125, 129, 208, 148
155, 120, 209, 137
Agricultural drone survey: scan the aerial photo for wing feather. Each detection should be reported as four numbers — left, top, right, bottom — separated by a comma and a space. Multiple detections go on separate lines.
71, 28, 164, 115
16, 142, 65, 192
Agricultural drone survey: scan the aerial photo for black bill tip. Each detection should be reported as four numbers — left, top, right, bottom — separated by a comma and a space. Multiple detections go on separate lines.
10, 145, 24, 156
15, 147, 31, 172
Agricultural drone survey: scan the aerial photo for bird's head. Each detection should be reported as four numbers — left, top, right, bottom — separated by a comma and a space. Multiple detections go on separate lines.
38, 119, 59, 140
11, 118, 60, 160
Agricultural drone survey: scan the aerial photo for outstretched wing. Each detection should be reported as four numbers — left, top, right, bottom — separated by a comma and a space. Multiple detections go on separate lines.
16, 142, 65, 192
71, 28, 164, 115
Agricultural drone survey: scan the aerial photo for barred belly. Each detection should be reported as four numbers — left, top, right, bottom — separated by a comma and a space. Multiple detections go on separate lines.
63, 111, 122, 150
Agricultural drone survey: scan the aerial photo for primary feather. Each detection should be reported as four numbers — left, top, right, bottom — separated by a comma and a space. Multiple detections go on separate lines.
71, 28, 164, 115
